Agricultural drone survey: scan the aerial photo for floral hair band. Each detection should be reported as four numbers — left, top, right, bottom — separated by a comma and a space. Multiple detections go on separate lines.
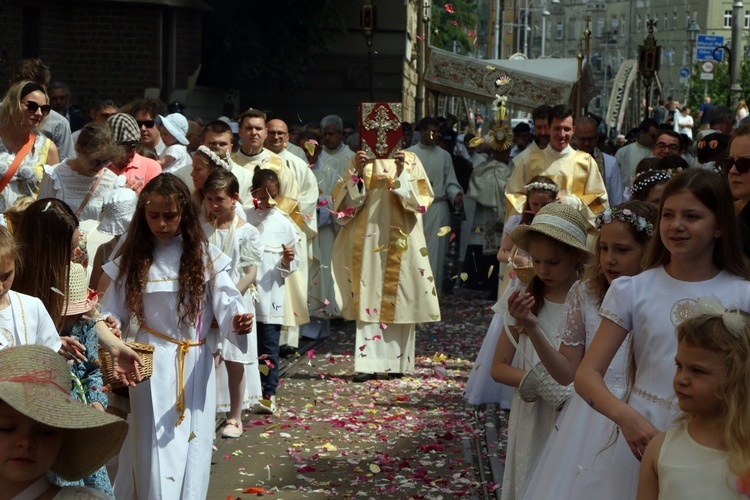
595, 207, 654, 237
524, 181, 559, 194
197, 145, 230, 170
631, 171, 671, 195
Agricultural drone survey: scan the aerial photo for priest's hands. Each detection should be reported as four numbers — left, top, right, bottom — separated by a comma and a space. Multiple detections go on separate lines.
354, 151, 369, 177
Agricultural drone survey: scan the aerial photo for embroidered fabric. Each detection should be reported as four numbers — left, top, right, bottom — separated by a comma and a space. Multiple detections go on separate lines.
559, 280, 588, 347
0, 134, 46, 208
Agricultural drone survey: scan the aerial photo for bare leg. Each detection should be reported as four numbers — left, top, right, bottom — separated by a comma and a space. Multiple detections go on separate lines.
225, 360, 246, 423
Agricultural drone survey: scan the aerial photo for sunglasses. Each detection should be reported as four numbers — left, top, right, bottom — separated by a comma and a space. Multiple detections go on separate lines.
718, 157, 750, 175
23, 100, 51, 116
119, 140, 141, 152
89, 159, 112, 169
136, 120, 155, 129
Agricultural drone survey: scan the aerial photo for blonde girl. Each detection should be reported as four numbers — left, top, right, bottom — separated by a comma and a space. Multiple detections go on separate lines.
497, 175, 558, 264
464, 175, 559, 407
637, 303, 750, 499
575, 169, 750, 499
490, 203, 590, 500
520, 201, 658, 499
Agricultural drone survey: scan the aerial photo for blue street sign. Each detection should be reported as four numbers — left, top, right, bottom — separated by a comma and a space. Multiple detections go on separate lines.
697, 34, 725, 48
680, 67, 690, 77
696, 47, 724, 62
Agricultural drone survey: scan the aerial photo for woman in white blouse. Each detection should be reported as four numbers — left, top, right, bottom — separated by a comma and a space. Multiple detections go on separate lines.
39, 122, 122, 222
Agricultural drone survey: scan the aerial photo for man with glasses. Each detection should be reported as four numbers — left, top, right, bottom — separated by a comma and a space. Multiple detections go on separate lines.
615, 118, 659, 188
573, 116, 624, 205
106, 113, 161, 193
122, 97, 168, 157
651, 130, 681, 159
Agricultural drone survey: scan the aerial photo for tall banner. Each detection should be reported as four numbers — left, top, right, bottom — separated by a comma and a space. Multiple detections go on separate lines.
606, 59, 636, 131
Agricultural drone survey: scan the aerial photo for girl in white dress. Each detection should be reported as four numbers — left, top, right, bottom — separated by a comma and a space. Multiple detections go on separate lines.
100, 173, 254, 499
519, 201, 658, 499
464, 177, 557, 407
244, 169, 299, 414
491, 203, 591, 500
637, 305, 750, 499
576, 169, 750, 499
201, 169, 263, 437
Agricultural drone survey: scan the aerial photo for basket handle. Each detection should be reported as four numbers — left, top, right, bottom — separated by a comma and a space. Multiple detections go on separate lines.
503, 313, 544, 378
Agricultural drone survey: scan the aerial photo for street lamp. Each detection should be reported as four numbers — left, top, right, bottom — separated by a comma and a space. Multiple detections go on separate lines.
686, 20, 700, 76
523, 0, 557, 58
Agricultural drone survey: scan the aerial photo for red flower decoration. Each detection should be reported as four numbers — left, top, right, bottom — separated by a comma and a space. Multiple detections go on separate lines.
444, 4, 454, 14
451, 20, 458, 26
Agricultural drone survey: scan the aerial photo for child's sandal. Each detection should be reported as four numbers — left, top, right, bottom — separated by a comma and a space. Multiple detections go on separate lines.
221, 419, 242, 438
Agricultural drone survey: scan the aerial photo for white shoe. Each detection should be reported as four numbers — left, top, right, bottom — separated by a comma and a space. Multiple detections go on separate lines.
251, 396, 276, 414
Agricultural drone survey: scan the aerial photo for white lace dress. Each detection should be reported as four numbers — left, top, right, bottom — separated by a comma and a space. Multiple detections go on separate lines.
521, 280, 631, 499
501, 298, 566, 500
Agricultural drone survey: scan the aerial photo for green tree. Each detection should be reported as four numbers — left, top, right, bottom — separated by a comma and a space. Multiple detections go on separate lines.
685, 58, 750, 110
200, 1, 345, 92
431, 1, 478, 54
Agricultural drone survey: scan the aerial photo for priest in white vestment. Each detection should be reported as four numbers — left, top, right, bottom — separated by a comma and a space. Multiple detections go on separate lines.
332, 151, 440, 382
406, 117, 463, 291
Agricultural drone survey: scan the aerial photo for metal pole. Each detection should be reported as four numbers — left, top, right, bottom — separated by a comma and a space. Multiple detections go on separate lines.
524, 0, 529, 57
542, 11, 546, 57
494, 0, 501, 59
731, 0, 744, 107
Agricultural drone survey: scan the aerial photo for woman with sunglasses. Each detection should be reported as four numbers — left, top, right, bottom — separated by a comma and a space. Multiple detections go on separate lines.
722, 124, 750, 257
0, 80, 59, 210
38, 122, 121, 222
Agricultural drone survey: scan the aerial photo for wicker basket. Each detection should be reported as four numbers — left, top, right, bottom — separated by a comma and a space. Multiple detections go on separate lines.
99, 342, 155, 390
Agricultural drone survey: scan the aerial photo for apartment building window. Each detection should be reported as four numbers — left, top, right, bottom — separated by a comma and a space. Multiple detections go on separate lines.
663, 14, 669, 30
745, 10, 750, 28
673, 11, 678, 29
637, 15, 642, 33
621, 16, 626, 37
556, 20, 564, 40
597, 17, 605, 37
725, 10, 733, 28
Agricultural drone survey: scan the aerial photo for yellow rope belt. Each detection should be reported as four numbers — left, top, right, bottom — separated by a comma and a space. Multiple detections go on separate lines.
142, 325, 206, 426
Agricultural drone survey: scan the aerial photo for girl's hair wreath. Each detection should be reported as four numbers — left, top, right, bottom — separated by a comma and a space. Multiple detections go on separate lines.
595, 206, 654, 237
523, 181, 559, 194
197, 145, 230, 170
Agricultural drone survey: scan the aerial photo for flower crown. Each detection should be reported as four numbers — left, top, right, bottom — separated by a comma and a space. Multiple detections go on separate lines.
595, 207, 654, 237
524, 181, 559, 194
197, 145, 230, 170
694, 296, 747, 338
631, 171, 671, 195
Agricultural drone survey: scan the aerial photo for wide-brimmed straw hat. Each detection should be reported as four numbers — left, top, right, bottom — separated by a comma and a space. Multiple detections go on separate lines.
510, 203, 591, 254
98, 187, 137, 236
0, 345, 128, 480
156, 113, 189, 146
62, 263, 97, 316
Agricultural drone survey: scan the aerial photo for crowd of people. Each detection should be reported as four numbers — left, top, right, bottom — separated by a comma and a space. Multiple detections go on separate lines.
463, 97, 750, 500
0, 53, 749, 499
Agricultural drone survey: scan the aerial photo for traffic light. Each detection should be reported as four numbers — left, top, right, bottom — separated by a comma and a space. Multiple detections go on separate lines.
361, 4, 376, 32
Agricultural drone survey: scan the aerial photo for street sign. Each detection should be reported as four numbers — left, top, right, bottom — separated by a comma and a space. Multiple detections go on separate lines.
697, 35, 725, 48
696, 47, 723, 62
680, 67, 690, 78
701, 61, 715, 81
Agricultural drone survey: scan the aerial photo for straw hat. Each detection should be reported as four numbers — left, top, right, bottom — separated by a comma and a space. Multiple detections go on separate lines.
62, 263, 97, 316
98, 187, 137, 236
0, 345, 128, 480
510, 203, 591, 254
156, 113, 189, 146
